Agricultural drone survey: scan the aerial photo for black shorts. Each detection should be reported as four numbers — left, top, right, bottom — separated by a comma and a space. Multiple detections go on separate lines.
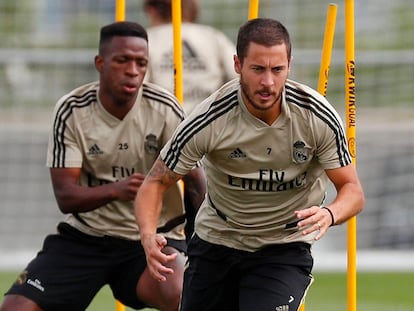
180, 234, 314, 311
5, 222, 186, 311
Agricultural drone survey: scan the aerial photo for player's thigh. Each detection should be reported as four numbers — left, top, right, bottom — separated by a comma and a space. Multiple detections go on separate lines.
0, 294, 43, 311
110, 242, 185, 310
239, 263, 313, 311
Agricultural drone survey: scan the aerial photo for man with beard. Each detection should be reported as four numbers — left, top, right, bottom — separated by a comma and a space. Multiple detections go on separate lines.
134, 18, 365, 311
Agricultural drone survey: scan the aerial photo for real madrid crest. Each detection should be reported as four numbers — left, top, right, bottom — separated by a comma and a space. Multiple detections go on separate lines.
15, 270, 28, 285
293, 140, 309, 164
144, 134, 159, 154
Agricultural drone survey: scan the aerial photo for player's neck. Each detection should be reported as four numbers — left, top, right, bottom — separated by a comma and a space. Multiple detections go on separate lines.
100, 94, 136, 120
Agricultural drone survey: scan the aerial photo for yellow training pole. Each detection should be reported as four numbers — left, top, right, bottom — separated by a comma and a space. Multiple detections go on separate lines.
248, 0, 259, 20
172, 0, 184, 104
299, 5, 338, 311
115, 299, 125, 311
344, 0, 357, 310
114, 0, 126, 307
115, 0, 125, 22
317, 4, 338, 96
171, 0, 186, 215
114, 0, 126, 264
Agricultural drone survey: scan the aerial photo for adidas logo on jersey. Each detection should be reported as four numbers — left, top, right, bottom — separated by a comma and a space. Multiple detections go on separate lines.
229, 148, 246, 159
87, 144, 103, 155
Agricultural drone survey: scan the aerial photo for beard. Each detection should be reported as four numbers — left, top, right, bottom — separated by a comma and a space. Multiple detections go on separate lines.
239, 78, 282, 112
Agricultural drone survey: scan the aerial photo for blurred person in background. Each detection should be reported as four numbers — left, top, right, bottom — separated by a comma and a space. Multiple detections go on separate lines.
134, 18, 365, 311
144, 0, 237, 116
0, 21, 205, 311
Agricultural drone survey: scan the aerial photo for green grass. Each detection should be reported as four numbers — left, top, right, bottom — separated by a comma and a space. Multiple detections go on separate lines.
1, 270, 413, 310
306, 272, 414, 311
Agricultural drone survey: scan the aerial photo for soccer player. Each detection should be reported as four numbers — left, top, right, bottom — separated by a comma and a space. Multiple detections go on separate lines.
143, 0, 237, 115
0, 21, 205, 311
134, 18, 365, 311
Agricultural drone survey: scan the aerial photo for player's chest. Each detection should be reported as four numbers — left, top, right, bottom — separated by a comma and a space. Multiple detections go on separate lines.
77, 118, 164, 161
209, 122, 315, 172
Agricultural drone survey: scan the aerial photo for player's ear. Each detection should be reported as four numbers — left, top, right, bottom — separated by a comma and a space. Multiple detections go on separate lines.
234, 54, 241, 74
94, 55, 103, 73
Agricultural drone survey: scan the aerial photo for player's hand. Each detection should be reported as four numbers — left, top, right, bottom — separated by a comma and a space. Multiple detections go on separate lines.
114, 173, 146, 201
141, 233, 177, 282
295, 205, 332, 240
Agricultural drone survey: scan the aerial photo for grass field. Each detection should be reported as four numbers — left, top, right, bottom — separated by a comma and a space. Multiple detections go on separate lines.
1, 270, 413, 310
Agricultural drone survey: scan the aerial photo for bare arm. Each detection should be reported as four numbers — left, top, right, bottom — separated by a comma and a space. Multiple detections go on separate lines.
50, 167, 145, 214
182, 166, 207, 240
134, 156, 184, 281
182, 166, 207, 212
296, 163, 365, 240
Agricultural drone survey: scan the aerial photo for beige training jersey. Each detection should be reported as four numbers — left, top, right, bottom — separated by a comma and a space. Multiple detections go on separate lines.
47, 81, 186, 241
145, 22, 237, 115
160, 78, 351, 251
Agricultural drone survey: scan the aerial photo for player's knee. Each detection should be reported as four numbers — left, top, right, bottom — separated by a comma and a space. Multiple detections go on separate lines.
161, 291, 181, 311
163, 263, 184, 309
155, 276, 182, 311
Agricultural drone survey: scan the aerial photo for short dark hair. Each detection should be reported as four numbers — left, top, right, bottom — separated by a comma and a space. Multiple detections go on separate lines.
144, 0, 199, 23
99, 21, 148, 53
145, 0, 171, 21
236, 18, 291, 62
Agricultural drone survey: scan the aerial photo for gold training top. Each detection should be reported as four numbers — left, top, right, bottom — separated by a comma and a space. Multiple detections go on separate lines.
161, 78, 351, 251
47, 81, 186, 241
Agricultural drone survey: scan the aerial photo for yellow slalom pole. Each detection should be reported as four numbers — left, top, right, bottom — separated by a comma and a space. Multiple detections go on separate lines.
115, 0, 125, 22
344, 0, 357, 310
172, 0, 184, 104
171, 0, 186, 218
317, 4, 338, 96
114, 0, 126, 307
115, 299, 125, 311
299, 5, 338, 311
248, 0, 259, 20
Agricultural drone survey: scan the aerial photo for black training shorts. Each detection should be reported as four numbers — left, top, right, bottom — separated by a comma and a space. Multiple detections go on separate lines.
180, 234, 314, 311
5, 222, 186, 311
